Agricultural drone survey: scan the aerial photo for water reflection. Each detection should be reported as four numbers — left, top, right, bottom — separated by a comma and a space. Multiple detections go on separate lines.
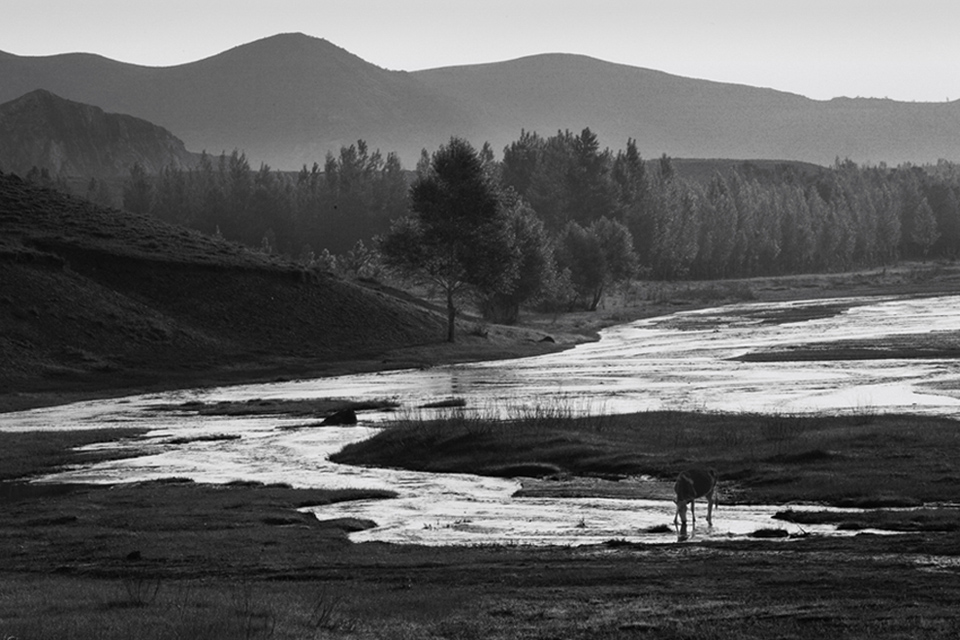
3, 295, 960, 545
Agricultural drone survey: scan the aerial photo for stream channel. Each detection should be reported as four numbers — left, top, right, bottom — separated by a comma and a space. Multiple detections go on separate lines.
4, 294, 960, 545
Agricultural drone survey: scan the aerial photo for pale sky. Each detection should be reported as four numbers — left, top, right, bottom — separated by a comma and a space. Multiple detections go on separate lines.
2, 0, 957, 102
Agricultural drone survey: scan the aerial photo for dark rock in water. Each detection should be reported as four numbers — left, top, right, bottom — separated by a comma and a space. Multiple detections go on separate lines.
321, 408, 358, 425
420, 397, 467, 409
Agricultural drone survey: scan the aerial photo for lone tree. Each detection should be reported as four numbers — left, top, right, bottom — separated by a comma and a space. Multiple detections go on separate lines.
380, 137, 518, 342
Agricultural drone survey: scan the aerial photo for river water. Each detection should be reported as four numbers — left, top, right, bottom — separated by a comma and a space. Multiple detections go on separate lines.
3, 294, 960, 545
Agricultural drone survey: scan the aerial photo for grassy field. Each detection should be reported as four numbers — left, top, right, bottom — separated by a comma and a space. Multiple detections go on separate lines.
3, 405, 960, 638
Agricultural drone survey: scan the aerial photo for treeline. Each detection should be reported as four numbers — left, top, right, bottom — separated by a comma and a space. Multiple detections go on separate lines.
122, 141, 408, 257
499, 129, 957, 280
117, 128, 960, 283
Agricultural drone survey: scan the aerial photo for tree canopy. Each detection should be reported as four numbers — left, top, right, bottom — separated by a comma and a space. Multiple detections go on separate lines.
113, 130, 960, 322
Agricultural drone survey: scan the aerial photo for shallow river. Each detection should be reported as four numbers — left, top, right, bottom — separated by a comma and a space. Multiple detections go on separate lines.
4, 294, 960, 545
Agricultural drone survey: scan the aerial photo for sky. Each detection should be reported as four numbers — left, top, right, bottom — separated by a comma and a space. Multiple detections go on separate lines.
2, 0, 957, 102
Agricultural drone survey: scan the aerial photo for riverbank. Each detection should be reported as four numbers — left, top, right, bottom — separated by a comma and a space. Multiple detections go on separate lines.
5, 261, 960, 414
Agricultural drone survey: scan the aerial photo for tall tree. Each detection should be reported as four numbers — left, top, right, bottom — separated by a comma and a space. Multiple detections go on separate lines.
380, 138, 519, 342
501, 129, 544, 196
556, 217, 637, 311
567, 127, 617, 225
477, 197, 556, 324
911, 197, 940, 256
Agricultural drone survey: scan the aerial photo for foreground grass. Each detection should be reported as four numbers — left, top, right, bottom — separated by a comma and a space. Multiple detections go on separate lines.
0, 575, 353, 640
4, 413, 960, 638
332, 408, 960, 506
4, 539, 960, 639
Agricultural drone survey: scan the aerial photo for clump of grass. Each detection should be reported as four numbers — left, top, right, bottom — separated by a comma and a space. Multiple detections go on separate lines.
331, 406, 960, 506
331, 404, 634, 477
119, 573, 162, 607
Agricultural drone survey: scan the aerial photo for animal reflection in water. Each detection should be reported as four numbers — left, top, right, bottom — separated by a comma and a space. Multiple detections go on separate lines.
673, 467, 718, 541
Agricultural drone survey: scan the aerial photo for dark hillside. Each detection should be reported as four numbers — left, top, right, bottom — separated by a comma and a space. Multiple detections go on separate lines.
0, 171, 446, 400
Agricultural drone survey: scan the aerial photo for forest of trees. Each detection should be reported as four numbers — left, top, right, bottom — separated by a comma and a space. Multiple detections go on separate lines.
122, 141, 408, 259
105, 128, 960, 316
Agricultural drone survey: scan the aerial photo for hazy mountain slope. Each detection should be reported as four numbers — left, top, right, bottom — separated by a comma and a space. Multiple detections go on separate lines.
3, 33, 960, 168
0, 171, 446, 397
412, 54, 960, 165
0, 89, 198, 177
0, 34, 469, 169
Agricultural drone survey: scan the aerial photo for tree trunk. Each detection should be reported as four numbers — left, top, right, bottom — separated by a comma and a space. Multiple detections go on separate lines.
446, 288, 456, 342
589, 284, 604, 311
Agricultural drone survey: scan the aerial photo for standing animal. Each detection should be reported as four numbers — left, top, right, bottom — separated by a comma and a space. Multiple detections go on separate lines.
673, 467, 718, 538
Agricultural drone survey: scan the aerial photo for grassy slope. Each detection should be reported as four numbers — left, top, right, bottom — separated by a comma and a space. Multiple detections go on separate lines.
0, 171, 453, 404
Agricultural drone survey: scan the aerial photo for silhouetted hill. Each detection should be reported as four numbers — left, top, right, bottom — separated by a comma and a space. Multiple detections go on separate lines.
0, 34, 468, 169
2, 33, 960, 168
0, 89, 199, 178
0, 170, 447, 398
413, 54, 960, 167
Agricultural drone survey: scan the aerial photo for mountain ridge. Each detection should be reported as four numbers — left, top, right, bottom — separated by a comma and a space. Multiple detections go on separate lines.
0, 89, 199, 178
2, 33, 959, 168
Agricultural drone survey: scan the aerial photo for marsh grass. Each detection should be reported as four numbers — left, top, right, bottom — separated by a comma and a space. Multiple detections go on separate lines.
332, 407, 960, 505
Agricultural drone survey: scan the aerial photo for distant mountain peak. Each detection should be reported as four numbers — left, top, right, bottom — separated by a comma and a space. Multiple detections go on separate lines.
14, 87, 81, 106
2, 36, 959, 167
213, 32, 365, 65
